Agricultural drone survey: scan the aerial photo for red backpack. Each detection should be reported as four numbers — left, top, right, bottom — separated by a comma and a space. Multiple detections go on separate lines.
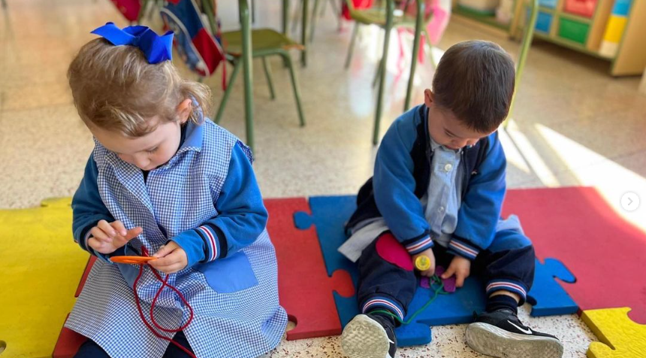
109, 0, 142, 22
160, 0, 225, 78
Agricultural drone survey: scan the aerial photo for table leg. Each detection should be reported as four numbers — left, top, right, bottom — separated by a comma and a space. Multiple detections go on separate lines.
239, 0, 255, 150
282, 0, 289, 35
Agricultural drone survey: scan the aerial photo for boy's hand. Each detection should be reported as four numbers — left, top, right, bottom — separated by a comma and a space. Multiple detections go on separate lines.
412, 248, 436, 277
149, 241, 188, 274
88, 220, 142, 255
442, 255, 471, 288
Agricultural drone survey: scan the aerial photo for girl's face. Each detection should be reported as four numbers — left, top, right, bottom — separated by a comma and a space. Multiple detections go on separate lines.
90, 117, 185, 171
424, 89, 493, 150
89, 99, 193, 171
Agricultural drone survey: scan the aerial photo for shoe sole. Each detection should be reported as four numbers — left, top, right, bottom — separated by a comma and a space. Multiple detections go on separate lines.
466, 322, 564, 358
341, 314, 391, 358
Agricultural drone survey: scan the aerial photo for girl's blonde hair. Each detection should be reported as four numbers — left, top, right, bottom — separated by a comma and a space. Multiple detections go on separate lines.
68, 38, 212, 137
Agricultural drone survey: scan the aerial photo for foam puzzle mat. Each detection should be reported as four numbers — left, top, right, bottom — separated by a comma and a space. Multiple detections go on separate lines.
4, 187, 646, 357
581, 307, 646, 358
0, 198, 89, 358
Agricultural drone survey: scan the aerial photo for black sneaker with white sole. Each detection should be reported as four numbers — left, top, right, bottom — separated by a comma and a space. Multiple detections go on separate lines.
466, 309, 564, 358
341, 313, 397, 358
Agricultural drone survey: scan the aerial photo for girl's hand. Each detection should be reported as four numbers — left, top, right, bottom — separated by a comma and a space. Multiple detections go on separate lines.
149, 241, 188, 274
442, 255, 471, 288
88, 220, 142, 254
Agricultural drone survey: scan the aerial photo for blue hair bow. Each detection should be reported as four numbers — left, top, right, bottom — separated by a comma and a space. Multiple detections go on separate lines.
91, 22, 174, 64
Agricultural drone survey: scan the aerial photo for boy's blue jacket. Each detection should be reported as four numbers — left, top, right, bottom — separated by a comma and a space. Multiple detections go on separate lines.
346, 105, 507, 259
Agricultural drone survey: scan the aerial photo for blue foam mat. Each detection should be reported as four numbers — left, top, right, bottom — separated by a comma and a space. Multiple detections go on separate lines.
294, 195, 578, 347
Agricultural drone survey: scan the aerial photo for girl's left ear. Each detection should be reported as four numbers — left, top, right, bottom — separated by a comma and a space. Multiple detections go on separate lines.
177, 99, 193, 124
424, 89, 434, 107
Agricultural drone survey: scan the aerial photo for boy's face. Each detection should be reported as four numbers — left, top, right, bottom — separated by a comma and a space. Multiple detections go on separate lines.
424, 89, 493, 150
88, 100, 192, 171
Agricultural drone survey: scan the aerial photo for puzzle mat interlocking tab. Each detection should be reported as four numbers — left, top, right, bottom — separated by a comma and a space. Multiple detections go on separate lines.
581, 307, 646, 358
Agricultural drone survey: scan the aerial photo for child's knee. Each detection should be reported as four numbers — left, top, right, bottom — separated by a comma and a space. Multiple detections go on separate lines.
375, 232, 414, 271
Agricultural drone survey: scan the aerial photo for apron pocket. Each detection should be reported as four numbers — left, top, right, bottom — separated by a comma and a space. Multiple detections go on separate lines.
196, 251, 259, 293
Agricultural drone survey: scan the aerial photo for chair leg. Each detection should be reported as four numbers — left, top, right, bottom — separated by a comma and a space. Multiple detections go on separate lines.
281, 52, 306, 127
138, 0, 151, 24
372, 58, 383, 88
424, 31, 438, 68
262, 57, 276, 100
291, 0, 303, 33
404, 20, 423, 111
345, 22, 359, 69
328, 0, 342, 30
215, 60, 242, 124
374, 0, 394, 145
146, 0, 157, 20
283, 0, 290, 35
310, 0, 321, 43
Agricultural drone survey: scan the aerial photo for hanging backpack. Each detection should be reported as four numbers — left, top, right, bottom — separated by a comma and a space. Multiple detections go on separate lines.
109, 0, 142, 22
160, 0, 225, 78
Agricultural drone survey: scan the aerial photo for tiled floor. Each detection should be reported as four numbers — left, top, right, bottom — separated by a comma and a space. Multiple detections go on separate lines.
2, 0, 646, 357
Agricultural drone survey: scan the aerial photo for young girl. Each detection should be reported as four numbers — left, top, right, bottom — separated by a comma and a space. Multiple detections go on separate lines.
67, 23, 287, 358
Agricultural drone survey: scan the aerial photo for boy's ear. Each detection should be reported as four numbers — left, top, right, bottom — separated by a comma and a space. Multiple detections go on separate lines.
424, 89, 434, 107
177, 99, 193, 124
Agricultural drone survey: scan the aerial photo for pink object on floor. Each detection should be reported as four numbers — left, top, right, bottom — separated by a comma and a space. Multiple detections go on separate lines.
376, 233, 414, 271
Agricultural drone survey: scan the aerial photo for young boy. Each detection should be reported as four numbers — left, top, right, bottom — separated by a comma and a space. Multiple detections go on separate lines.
339, 40, 563, 358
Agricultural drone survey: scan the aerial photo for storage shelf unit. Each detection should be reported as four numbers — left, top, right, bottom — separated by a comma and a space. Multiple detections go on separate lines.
453, 4, 512, 31
452, 0, 646, 76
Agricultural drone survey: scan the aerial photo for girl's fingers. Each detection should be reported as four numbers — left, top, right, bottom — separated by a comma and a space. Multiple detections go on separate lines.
153, 244, 174, 258
97, 220, 116, 237
110, 221, 127, 236
124, 227, 143, 240
90, 227, 110, 243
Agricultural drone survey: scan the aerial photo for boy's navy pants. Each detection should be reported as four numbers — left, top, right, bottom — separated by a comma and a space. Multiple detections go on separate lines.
356, 230, 535, 322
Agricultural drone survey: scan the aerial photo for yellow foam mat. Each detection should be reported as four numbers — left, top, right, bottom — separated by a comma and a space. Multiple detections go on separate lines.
0, 198, 89, 358
582, 307, 646, 358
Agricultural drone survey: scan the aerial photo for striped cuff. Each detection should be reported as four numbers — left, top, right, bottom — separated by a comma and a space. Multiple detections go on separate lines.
80, 230, 112, 263
448, 238, 479, 260
80, 229, 92, 252
404, 235, 434, 255
486, 280, 528, 303
362, 296, 405, 322
195, 224, 227, 261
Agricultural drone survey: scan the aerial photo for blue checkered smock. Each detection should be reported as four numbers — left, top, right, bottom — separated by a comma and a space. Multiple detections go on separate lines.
66, 118, 287, 358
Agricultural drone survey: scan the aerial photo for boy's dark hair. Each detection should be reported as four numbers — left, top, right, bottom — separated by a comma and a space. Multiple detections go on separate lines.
432, 40, 515, 132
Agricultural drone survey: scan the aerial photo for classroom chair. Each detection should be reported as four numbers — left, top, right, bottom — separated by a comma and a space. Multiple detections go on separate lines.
215, 29, 306, 129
